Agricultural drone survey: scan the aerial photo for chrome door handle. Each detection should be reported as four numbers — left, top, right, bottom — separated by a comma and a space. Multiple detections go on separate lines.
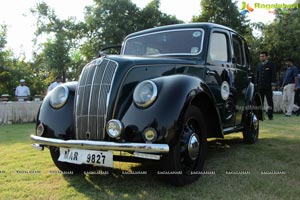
206, 70, 216, 76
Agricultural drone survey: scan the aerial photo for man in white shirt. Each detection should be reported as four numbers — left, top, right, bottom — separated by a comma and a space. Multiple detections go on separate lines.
47, 76, 62, 92
15, 79, 30, 101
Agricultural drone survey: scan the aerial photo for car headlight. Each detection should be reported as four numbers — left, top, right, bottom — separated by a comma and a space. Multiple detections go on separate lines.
133, 80, 158, 108
49, 85, 69, 109
106, 119, 123, 138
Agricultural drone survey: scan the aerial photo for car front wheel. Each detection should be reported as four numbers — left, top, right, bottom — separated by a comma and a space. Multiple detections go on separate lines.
161, 105, 207, 186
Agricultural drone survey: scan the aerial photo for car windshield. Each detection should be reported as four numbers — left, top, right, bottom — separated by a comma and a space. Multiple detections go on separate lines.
122, 28, 204, 56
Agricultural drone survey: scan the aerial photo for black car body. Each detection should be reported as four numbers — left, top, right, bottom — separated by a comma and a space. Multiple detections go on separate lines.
31, 23, 262, 186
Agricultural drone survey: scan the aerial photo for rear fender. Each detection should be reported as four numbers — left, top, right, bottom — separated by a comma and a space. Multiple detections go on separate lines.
244, 82, 263, 120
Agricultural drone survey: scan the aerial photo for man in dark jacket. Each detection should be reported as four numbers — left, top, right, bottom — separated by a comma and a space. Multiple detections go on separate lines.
256, 51, 276, 120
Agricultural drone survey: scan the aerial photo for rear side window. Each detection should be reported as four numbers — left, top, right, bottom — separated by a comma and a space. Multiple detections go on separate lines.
232, 35, 245, 66
208, 32, 229, 62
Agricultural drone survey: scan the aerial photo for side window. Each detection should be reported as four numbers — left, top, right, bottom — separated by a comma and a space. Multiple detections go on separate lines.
244, 42, 250, 68
232, 35, 245, 66
208, 32, 229, 62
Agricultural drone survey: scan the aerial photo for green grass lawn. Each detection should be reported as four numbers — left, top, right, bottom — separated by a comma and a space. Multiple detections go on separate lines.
0, 114, 299, 200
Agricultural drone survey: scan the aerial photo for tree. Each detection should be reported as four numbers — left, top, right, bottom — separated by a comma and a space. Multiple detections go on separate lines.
192, 0, 251, 35
257, 4, 300, 78
0, 56, 42, 97
0, 24, 14, 95
30, 0, 183, 81
81, 0, 182, 60
138, 0, 181, 29
0, 24, 8, 68
31, 2, 85, 82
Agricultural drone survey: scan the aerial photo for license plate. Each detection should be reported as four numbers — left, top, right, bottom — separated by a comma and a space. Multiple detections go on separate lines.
58, 148, 113, 168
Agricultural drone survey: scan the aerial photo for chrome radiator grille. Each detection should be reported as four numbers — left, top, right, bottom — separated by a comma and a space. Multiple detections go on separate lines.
75, 58, 118, 140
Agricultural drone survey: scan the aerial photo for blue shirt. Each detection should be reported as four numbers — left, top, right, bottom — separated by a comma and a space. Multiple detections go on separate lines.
283, 65, 298, 86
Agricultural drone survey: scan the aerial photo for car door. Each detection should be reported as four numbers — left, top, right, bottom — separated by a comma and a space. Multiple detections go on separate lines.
230, 33, 250, 126
205, 29, 236, 128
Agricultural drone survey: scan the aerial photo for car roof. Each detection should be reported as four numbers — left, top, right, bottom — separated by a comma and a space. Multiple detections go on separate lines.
125, 23, 239, 39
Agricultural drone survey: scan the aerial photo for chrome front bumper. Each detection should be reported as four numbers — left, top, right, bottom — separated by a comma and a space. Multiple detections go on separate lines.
30, 135, 169, 154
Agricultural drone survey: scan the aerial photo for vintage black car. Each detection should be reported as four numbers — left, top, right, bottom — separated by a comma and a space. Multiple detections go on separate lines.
31, 23, 263, 186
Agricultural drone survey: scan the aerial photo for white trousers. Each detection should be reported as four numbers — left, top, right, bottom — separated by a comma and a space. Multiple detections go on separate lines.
282, 84, 295, 115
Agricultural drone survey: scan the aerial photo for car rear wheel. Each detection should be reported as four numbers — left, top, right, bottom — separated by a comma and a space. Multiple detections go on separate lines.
242, 103, 259, 144
161, 105, 207, 186
49, 147, 92, 174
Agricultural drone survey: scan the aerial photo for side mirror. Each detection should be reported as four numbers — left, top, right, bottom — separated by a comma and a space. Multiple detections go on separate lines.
98, 51, 106, 58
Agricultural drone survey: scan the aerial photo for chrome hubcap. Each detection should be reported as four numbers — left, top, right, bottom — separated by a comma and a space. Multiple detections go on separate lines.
187, 133, 200, 160
252, 113, 258, 131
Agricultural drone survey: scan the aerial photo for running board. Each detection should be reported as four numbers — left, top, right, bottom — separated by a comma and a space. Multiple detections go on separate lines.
223, 125, 244, 134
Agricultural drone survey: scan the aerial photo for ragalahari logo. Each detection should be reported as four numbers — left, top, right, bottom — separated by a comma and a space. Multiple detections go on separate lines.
240, 2, 254, 15
240, 1, 300, 15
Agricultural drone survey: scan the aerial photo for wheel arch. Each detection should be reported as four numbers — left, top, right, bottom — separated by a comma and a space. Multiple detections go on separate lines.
190, 91, 223, 139
253, 92, 263, 120
244, 82, 263, 121
36, 81, 78, 140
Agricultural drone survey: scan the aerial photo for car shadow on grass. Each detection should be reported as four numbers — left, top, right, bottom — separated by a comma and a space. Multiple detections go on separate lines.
61, 161, 177, 199
207, 136, 245, 154
60, 137, 249, 199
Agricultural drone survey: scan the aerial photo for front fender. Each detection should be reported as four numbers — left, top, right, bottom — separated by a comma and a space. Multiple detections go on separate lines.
36, 82, 77, 139
119, 74, 211, 145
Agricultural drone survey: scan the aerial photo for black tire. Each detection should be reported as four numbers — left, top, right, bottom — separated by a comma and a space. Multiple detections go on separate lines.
49, 147, 93, 174
242, 104, 259, 144
161, 105, 207, 186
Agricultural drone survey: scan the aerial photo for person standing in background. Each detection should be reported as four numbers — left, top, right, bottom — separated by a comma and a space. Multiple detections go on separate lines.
281, 58, 298, 117
47, 76, 62, 93
294, 66, 300, 116
256, 51, 276, 120
15, 79, 30, 101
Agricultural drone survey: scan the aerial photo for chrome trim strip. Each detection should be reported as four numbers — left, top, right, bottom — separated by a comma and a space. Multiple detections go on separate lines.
31, 135, 169, 153
87, 59, 103, 134
75, 62, 96, 139
97, 59, 118, 138
103, 60, 118, 139
133, 152, 161, 160
75, 58, 118, 140
95, 60, 107, 139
